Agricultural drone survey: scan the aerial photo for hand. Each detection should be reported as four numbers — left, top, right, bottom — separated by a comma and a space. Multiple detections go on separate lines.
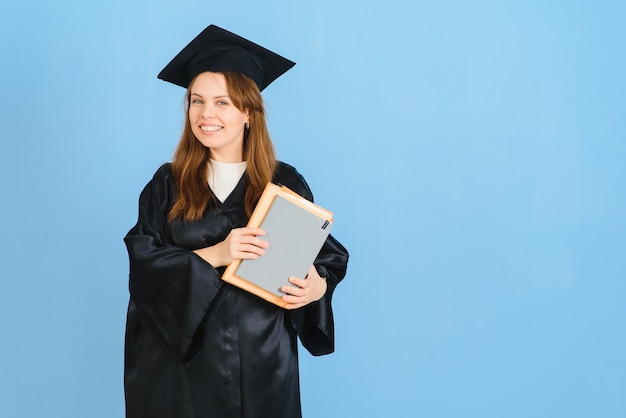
281, 265, 327, 310
193, 227, 268, 267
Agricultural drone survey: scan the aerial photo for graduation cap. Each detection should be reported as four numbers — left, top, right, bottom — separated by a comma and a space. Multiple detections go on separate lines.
158, 25, 295, 91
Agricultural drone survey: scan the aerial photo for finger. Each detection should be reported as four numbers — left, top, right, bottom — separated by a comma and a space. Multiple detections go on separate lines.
287, 276, 307, 288
235, 244, 267, 258
236, 235, 269, 249
240, 227, 266, 237
289, 277, 313, 289
230, 236, 268, 251
253, 237, 270, 248
281, 293, 308, 307
247, 243, 267, 254
281, 284, 305, 297
283, 302, 306, 310
234, 252, 260, 260
229, 228, 264, 242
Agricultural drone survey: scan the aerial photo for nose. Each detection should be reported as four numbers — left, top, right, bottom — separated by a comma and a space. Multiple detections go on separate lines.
202, 105, 216, 118
197, 102, 219, 118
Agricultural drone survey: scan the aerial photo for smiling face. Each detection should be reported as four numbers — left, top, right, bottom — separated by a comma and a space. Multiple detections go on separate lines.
188, 72, 250, 162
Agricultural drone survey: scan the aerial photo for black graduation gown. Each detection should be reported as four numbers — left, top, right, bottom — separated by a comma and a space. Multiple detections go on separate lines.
123, 161, 349, 418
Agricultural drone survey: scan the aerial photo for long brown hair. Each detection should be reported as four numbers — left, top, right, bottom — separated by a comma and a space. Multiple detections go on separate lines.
168, 71, 277, 222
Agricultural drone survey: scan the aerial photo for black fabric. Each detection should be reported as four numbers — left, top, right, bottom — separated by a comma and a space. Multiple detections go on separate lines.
157, 24, 296, 91
124, 162, 348, 418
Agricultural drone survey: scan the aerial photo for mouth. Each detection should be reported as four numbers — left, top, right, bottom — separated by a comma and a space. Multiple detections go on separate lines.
200, 125, 223, 132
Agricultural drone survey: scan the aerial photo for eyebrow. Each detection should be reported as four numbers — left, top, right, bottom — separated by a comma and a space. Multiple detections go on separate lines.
190, 93, 230, 99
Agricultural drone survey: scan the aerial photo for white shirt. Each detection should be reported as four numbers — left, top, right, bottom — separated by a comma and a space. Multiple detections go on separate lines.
208, 159, 247, 202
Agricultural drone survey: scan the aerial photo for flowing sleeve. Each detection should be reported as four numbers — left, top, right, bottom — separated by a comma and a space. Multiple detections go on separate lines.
276, 164, 350, 356
124, 164, 224, 364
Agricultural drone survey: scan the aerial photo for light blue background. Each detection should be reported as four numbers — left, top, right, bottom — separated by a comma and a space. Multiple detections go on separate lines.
1, 1, 624, 417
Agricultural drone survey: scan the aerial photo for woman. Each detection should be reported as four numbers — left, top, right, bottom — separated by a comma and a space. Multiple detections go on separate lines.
124, 25, 349, 418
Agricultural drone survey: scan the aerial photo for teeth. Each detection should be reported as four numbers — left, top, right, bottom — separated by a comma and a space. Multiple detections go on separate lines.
201, 126, 222, 132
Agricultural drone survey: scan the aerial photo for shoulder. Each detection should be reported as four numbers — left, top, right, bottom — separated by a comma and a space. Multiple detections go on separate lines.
273, 161, 314, 201
152, 162, 174, 182
145, 163, 176, 190
138, 163, 177, 205
274, 161, 300, 181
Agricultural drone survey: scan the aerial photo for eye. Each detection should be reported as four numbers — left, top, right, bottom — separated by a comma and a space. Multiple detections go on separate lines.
216, 100, 228, 106
191, 98, 203, 105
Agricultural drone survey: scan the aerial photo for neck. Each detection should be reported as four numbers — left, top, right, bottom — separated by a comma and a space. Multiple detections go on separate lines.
210, 150, 244, 163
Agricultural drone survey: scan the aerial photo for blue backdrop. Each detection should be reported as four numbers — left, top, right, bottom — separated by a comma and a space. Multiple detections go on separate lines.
1, 0, 624, 417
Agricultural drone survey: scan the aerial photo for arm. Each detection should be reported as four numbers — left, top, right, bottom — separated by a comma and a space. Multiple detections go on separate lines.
281, 264, 328, 310
274, 163, 350, 355
193, 227, 269, 267
125, 166, 224, 364
288, 234, 349, 355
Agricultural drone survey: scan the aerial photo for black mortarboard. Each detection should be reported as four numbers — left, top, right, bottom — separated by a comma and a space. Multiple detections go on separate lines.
157, 25, 295, 91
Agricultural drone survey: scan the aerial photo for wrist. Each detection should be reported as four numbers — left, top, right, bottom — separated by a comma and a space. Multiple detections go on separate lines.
194, 244, 225, 267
